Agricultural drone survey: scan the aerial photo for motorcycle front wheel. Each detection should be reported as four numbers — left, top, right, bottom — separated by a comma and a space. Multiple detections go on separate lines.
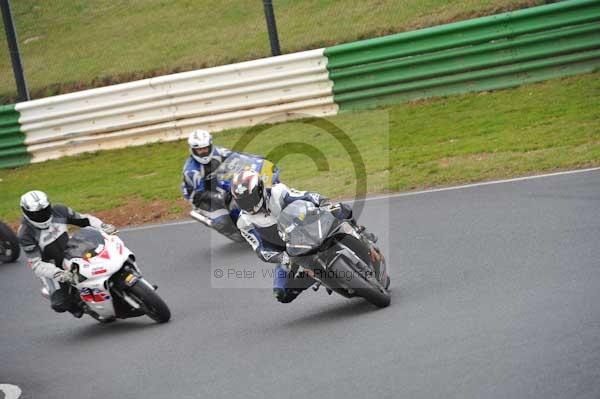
0, 222, 20, 263
357, 273, 391, 308
128, 282, 171, 323
328, 257, 391, 308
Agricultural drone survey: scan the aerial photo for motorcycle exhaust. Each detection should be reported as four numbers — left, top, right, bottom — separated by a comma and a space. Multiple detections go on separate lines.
190, 210, 214, 227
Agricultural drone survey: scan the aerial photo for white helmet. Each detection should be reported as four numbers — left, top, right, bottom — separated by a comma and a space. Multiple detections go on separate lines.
188, 130, 213, 164
20, 190, 53, 229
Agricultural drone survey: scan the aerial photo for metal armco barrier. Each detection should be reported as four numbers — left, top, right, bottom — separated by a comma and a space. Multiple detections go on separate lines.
16, 49, 336, 165
0, 0, 597, 169
324, 0, 600, 110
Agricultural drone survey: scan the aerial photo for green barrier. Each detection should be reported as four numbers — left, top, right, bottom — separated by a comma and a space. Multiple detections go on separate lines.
337, 52, 600, 110
0, 104, 30, 169
325, 0, 600, 111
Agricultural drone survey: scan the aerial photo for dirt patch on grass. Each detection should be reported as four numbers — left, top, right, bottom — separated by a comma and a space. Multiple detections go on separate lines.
93, 197, 190, 228
4, 197, 191, 232
438, 153, 493, 167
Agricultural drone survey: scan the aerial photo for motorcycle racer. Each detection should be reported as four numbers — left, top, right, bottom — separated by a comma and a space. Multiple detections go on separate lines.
231, 170, 376, 303
18, 190, 116, 318
181, 129, 232, 209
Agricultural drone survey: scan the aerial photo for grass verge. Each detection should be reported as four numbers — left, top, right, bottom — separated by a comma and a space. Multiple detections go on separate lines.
0, 0, 541, 102
0, 72, 598, 227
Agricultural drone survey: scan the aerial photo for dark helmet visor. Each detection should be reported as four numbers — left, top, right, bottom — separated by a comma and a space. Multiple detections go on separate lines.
192, 145, 212, 158
23, 205, 52, 223
235, 188, 262, 213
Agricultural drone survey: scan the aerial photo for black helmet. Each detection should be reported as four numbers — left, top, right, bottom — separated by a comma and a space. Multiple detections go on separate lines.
231, 170, 264, 214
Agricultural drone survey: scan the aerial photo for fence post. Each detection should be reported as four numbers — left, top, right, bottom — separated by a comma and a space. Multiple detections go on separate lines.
1, 0, 29, 101
262, 0, 281, 56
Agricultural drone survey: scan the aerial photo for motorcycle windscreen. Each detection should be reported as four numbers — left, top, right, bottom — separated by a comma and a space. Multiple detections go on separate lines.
214, 153, 262, 182
64, 227, 105, 260
214, 152, 277, 188
278, 200, 336, 256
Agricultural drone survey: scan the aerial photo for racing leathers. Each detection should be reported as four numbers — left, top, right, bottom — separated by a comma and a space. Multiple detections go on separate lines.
181, 146, 231, 208
237, 183, 331, 303
18, 205, 112, 316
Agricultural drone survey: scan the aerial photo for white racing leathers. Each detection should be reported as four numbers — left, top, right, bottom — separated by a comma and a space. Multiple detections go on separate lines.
18, 205, 106, 293
237, 183, 324, 263
237, 183, 328, 302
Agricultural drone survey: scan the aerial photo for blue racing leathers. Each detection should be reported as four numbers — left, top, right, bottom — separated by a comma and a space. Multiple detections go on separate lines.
236, 183, 326, 303
181, 146, 231, 207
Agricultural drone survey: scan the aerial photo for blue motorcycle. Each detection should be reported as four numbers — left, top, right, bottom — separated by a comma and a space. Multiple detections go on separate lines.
189, 152, 280, 242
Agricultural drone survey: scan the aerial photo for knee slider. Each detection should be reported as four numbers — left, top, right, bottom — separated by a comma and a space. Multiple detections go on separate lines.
273, 288, 297, 303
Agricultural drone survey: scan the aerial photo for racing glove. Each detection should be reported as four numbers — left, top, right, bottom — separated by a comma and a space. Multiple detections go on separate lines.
192, 190, 225, 210
191, 190, 209, 209
280, 252, 291, 269
101, 223, 117, 235
54, 270, 76, 285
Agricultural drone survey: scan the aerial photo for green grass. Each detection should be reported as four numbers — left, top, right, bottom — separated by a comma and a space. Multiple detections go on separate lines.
0, 72, 598, 225
0, 0, 541, 102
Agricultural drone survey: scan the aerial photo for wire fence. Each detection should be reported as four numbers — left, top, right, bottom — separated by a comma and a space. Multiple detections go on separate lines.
0, 0, 543, 104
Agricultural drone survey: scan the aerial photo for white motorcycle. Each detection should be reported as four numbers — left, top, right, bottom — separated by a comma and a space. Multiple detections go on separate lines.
60, 227, 171, 323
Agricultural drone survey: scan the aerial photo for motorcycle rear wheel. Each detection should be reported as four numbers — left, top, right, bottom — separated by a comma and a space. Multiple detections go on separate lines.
128, 282, 171, 323
0, 222, 20, 263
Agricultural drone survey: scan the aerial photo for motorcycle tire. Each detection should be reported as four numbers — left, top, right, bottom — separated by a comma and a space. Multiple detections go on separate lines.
357, 273, 391, 308
0, 222, 20, 263
128, 282, 171, 323
328, 256, 391, 308
335, 235, 391, 308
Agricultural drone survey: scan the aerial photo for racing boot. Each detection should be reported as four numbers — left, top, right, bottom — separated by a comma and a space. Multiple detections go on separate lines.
273, 264, 315, 303
69, 304, 84, 318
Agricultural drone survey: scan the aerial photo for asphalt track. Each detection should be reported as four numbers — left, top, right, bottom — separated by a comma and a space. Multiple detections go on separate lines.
1, 169, 599, 399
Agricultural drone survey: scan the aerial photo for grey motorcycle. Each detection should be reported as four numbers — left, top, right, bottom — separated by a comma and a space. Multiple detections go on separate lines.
278, 200, 391, 308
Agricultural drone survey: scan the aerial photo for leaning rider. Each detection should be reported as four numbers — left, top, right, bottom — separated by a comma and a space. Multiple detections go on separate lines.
18, 190, 116, 318
181, 129, 232, 210
230, 170, 377, 304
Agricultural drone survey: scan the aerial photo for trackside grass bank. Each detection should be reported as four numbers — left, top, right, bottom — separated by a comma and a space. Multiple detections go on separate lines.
0, 72, 598, 226
0, 0, 541, 102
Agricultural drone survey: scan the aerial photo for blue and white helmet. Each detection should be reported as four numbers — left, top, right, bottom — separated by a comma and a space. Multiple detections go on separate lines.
20, 190, 53, 229
188, 129, 213, 164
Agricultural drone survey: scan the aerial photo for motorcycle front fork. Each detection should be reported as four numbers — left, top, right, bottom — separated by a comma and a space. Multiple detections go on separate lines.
297, 267, 333, 295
